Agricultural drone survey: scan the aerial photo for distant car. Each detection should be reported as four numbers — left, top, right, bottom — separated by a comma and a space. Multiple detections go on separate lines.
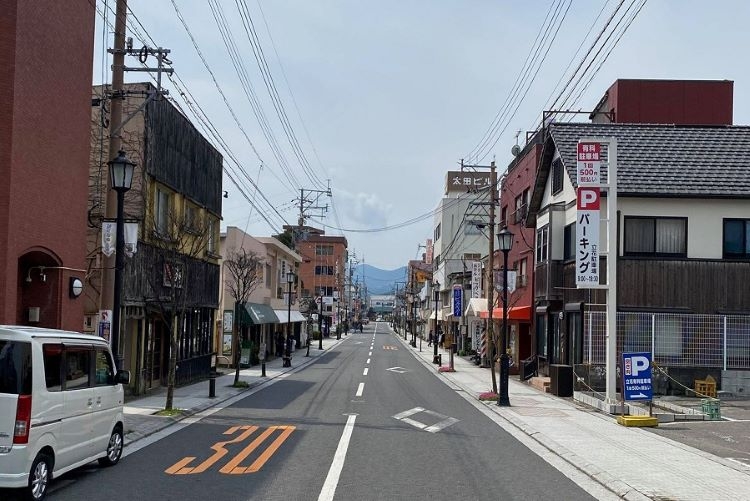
376, 316, 383, 322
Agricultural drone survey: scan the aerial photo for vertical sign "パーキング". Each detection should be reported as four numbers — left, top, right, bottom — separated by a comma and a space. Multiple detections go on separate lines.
576, 142, 601, 287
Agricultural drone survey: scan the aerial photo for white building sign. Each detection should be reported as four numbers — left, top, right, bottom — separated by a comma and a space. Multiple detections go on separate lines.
576, 187, 600, 286
576, 142, 601, 185
471, 261, 482, 298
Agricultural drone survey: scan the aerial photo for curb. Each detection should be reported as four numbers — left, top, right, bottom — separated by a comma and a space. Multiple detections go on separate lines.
392, 331, 653, 500
124, 339, 345, 447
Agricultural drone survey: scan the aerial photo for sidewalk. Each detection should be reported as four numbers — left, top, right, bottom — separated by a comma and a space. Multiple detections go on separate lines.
122, 336, 345, 445
396, 331, 750, 501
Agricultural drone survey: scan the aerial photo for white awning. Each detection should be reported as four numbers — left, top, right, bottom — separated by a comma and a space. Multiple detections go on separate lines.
273, 310, 307, 324
464, 298, 487, 317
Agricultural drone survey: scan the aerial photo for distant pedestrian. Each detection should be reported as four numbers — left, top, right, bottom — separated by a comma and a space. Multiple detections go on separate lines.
428, 330, 433, 347
439, 331, 445, 348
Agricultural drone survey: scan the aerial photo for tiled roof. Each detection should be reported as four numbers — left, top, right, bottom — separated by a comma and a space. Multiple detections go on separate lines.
548, 122, 750, 197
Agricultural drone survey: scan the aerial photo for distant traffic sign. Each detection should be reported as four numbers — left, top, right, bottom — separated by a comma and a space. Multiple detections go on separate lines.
622, 352, 653, 401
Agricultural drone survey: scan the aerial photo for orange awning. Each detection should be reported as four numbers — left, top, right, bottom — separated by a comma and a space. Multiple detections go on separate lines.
479, 305, 532, 321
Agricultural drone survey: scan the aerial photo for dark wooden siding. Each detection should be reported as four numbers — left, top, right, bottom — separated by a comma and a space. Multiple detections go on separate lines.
123, 242, 220, 308
145, 98, 222, 215
538, 257, 749, 313
618, 258, 750, 313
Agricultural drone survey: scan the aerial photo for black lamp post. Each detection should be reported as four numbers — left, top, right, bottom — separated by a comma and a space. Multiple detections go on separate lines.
286, 271, 294, 366
497, 227, 514, 407
108, 150, 135, 370
433, 281, 440, 364
318, 296, 324, 350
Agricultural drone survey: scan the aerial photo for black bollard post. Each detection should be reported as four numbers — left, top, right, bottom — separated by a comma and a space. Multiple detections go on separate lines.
209, 375, 216, 398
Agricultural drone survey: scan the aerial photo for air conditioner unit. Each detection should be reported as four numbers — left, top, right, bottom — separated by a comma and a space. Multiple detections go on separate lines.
28, 307, 40, 323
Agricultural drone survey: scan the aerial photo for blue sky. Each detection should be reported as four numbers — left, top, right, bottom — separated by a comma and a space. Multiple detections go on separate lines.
93, 1, 750, 269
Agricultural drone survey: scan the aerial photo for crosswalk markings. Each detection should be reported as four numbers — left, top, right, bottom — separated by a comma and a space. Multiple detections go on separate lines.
165, 425, 295, 475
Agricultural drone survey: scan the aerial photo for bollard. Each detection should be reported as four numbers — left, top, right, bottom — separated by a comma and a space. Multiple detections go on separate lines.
209, 375, 216, 398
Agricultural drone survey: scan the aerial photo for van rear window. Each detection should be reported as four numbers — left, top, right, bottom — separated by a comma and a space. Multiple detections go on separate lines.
0, 340, 32, 395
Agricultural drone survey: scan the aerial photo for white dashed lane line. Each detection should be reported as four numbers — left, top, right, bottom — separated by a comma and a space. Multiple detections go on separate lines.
363, 368, 369, 376
356, 383, 365, 397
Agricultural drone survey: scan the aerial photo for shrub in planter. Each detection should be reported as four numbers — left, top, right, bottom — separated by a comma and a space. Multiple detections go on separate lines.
478, 391, 498, 401
438, 365, 455, 373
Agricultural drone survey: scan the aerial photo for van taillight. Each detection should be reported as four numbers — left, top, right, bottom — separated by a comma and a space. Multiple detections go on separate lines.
13, 395, 31, 444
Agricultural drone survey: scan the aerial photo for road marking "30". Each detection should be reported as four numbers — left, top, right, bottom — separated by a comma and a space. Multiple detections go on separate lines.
165, 425, 295, 475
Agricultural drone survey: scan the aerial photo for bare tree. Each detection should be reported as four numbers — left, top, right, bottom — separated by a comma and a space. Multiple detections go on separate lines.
224, 248, 263, 385
144, 205, 214, 411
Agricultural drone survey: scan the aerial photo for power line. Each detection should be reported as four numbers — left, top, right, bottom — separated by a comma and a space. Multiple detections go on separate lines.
98, 0, 290, 232
234, 0, 327, 190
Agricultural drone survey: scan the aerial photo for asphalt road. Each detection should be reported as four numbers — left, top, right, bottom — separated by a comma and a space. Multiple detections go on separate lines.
24, 322, 599, 501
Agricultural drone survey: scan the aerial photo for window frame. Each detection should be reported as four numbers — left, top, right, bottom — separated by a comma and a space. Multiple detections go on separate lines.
563, 223, 576, 261
723, 218, 750, 259
155, 187, 171, 235
623, 216, 688, 258
536, 225, 549, 263
551, 158, 564, 195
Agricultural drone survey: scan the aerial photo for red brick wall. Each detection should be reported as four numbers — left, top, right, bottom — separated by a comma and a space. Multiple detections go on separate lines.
297, 237, 347, 302
601, 79, 733, 125
499, 143, 542, 313
0, 1, 95, 330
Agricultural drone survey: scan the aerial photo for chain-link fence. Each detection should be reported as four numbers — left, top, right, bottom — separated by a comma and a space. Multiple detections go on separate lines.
584, 312, 750, 370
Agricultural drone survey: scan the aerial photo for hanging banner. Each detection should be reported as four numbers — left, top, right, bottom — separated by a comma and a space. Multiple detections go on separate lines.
471, 261, 482, 298
124, 222, 139, 257
576, 187, 600, 286
493, 270, 517, 294
102, 221, 115, 257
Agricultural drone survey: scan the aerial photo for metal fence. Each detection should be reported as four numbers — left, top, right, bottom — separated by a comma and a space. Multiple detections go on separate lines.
584, 312, 750, 370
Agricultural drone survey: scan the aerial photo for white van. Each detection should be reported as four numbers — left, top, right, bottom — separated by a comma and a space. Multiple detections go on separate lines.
0, 326, 130, 500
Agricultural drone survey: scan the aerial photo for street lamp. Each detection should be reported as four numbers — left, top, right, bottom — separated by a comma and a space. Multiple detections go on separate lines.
497, 227, 514, 407
285, 271, 295, 367
433, 281, 440, 364
108, 150, 135, 370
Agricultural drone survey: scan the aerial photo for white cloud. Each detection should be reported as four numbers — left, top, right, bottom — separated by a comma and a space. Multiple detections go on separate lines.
334, 189, 392, 229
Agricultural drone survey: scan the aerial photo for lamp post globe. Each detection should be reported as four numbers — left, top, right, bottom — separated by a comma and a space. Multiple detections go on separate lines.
496, 227, 514, 407
107, 150, 135, 371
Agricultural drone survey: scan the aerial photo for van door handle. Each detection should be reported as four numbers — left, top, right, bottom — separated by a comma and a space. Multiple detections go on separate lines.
96, 397, 102, 404
87, 399, 93, 406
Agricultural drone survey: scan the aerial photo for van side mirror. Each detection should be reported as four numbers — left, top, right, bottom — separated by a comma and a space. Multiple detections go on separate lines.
115, 370, 131, 385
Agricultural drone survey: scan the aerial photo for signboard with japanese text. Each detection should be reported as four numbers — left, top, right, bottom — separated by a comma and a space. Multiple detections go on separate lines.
576, 187, 600, 286
452, 285, 462, 317
471, 261, 482, 298
446, 171, 492, 193
576, 142, 601, 186
426, 239, 433, 264
622, 352, 653, 401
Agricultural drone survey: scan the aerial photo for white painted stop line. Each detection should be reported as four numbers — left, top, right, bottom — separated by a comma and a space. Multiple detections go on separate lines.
318, 414, 358, 501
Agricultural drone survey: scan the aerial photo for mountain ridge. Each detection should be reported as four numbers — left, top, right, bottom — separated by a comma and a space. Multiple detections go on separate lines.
352, 263, 408, 295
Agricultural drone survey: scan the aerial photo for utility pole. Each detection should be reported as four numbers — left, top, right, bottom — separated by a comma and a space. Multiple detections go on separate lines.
100, 0, 174, 370
101, 0, 127, 367
487, 161, 498, 394
293, 185, 330, 349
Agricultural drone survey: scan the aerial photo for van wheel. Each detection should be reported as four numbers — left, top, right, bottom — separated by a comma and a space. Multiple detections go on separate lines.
26, 453, 52, 501
98, 427, 123, 466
